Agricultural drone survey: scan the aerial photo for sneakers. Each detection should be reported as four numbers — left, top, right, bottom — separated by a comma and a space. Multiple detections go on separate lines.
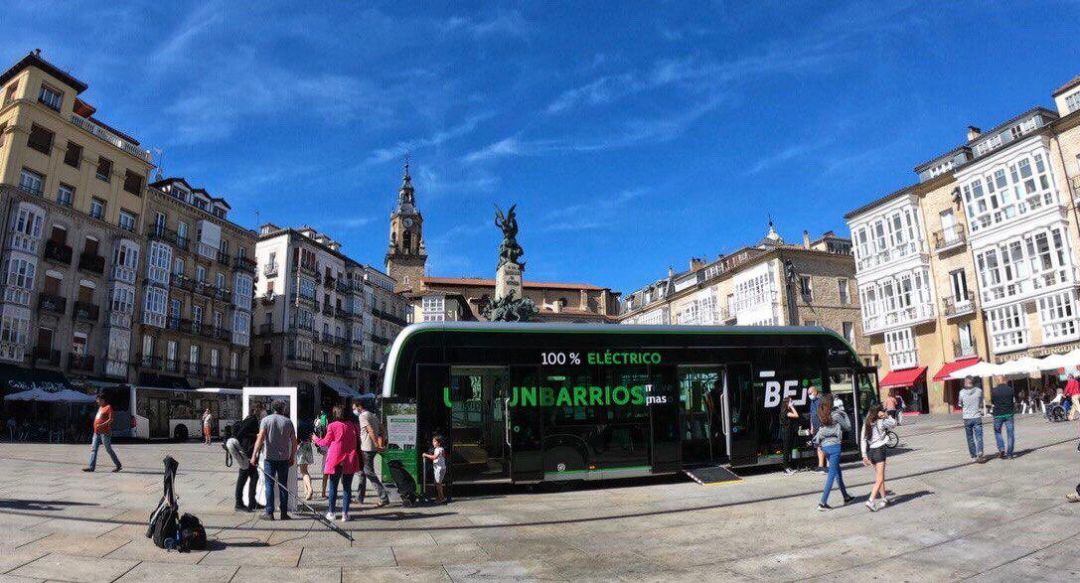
324, 512, 335, 522
279, 514, 292, 521
341, 513, 350, 522
374, 500, 389, 508
865, 500, 879, 512
1066, 493, 1080, 503
112, 466, 122, 473
998, 452, 1006, 460
814, 466, 826, 473
234, 503, 250, 512
784, 468, 796, 475
262, 513, 275, 521
842, 494, 854, 505
817, 503, 831, 512
81, 467, 94, 472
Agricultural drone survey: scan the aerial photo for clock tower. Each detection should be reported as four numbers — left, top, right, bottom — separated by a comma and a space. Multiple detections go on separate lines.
385, 162, 427, 291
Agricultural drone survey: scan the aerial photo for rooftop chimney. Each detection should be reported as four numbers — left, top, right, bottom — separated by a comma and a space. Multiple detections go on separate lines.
667, 266, 674, 278
966, 126, 982, 142
689, 257, 705, 271
802, 230, 811, 249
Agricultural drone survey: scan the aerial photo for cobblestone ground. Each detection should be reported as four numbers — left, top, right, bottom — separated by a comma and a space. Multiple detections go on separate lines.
0, 414, 1078, 582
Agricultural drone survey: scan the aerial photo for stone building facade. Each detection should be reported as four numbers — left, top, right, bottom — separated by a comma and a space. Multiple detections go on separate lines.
0, 51, 153, 383
618, 225, 868, 357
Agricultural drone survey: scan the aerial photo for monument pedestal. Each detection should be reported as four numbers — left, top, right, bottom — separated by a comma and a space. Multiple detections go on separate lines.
495, 262, 523, 301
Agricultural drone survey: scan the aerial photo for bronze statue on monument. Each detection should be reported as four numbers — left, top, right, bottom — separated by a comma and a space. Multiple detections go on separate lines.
484, 204, 538, 322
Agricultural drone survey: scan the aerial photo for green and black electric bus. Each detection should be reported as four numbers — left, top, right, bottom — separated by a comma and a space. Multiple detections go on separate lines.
380, 322, 878, 486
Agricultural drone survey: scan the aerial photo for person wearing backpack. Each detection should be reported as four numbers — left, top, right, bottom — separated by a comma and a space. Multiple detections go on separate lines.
812, 398, 853, 511
233, 403, 264, 512
356, 398, 389, 507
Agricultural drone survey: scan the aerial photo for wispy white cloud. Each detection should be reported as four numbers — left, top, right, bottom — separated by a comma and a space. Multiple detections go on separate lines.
466, 95, 725, 163
323, 216, 377, 230
445, 11, 531, 39
415, 165, 499, 195
540, 188, 649, 232
365, 112, 495, 165
150, 2, 224, 67
747, 138, 835, 175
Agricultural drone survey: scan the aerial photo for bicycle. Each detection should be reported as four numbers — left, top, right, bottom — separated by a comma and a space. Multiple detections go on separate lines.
884, 428, 900, 449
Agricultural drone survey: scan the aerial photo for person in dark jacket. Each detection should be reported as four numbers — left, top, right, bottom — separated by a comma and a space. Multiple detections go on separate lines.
233, 403, 265, 511
990, 376, 1015, 459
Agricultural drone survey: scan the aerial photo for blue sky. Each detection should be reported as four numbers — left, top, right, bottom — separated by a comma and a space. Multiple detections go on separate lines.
6, 1, 1080, 293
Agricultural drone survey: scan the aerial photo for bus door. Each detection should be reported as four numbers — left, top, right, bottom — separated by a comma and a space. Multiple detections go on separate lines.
727, 363, 757, 465
676, 366, 727, 465
448, 366, 511, 482
507, 365, 543, 483
828, 368, 859, 449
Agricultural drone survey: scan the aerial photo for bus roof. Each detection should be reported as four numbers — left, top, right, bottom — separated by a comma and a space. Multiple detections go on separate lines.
381, 322, 857, 397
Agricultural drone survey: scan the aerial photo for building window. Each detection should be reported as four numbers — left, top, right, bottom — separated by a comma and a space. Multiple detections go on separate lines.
147, 241, 172, 285
38, 84, 62, 110
95, 157, 112, 182
123, 170, 144, 195
1038, 292, 1080, 344
1067, 92, 1080, 114
177, 222, 189, 246
110, 286, 135, 314
986, 304, 1027, 352
804, 319, 818, 327
232, 311, 250, 347
142, 286, 167, 328
19, 168, 44, 195
56, 184, 74, 207
975, 226, 1071, 304
422, 295, 445, 322
962, 151, 1056, 233
118, 210, 137, 232
799, 275, 813, 300
27, 124, 53, 155
884, 328, 917, 370
216, 272, 225, 289
842, 321, 855, 343
63, 141, 82, 168
196, 265, 206, 283
956, 322, 974, 357
838, 278, 849, 305
3, 257, 37, 305
90, 197, 106, 220
2, 82, 17, 106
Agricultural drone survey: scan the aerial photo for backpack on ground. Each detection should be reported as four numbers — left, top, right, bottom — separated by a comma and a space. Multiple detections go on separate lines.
147, 456, 180, 548
388, 459, 419, 506
177, 513, 207, 552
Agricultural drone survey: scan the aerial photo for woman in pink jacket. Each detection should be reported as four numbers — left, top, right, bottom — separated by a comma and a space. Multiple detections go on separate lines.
313, 405, 360, 521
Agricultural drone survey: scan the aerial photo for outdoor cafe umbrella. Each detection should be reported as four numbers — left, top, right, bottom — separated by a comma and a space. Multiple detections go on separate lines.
997, 356, 1043, 376
947, 360, 1003, 380
3, 387, 51, 401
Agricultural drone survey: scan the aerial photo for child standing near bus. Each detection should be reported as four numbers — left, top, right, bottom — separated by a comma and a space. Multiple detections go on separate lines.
422, 435, 447, 503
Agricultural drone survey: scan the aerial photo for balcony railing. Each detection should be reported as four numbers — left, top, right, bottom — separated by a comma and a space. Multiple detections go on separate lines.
372, 308, 406, 326
32, 346, 61, 367
73, 301, 100, 323
216, 250, 231, 266
856, 241, 926, 272
299, 261, 317, 275
953, 341, 977, 359
264, 263, 279, 278
165, 359, 181, 373
234, 256, 256, 273
185, 361, 205, 376
147, 224, 188, 250
137, 354, 164, 370
932, 224, 967, 252
321, 304, 334, 317
335, 280, 349, 294
942, 291, 976, 318
43, 240, 73, 265
37, 294, 67, 315
69, 113, 153, 163
67, 353, 95, 373
108, 310, 132, 329
78, 253, 105, 274
863, 302, 936, 335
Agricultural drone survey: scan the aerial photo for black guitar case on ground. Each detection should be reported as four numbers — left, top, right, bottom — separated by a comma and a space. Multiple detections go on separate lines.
146, 456, 180, 548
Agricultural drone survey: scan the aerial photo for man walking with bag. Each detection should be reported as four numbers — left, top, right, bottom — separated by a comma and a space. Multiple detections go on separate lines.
83, 394, 121, 473
357, 399, 390, 507
249, 401, 297, 520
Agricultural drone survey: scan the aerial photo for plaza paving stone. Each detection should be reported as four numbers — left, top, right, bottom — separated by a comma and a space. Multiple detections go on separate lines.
0, 414, 1078, 581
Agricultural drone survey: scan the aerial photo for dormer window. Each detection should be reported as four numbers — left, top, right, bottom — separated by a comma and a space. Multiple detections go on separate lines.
171, 185, 189, 202
38, 84, 63, 111
1066, 92, 1080, 114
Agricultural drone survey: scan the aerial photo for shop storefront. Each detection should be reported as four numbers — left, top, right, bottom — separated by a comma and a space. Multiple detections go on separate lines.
879, 366, 929, 414
933, 357, 981, 414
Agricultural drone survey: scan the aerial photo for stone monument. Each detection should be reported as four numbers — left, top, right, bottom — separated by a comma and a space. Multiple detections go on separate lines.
484, 204, 538, 322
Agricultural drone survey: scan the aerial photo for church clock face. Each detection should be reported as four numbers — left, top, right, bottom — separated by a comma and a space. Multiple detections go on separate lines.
404, 218, 414, 228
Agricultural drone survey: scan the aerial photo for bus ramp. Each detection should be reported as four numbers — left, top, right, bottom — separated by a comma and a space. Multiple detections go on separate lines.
684, 465, 741, 485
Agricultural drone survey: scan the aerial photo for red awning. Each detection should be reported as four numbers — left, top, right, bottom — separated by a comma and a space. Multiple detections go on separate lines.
879, 366, 927, 389
932, 357, 982, 382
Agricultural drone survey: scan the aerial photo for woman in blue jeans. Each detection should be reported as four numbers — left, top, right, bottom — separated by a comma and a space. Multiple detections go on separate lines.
812, 398, 854, 511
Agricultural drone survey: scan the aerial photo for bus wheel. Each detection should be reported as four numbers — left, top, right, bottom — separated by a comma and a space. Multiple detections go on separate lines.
174, 425, 189, 442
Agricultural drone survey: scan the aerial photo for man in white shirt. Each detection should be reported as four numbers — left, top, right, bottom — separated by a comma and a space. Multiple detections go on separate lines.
356, 399, 389, 507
